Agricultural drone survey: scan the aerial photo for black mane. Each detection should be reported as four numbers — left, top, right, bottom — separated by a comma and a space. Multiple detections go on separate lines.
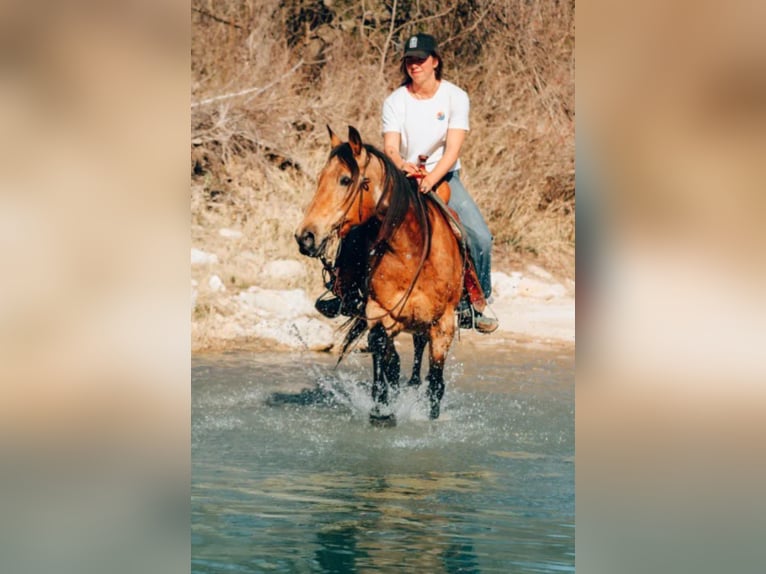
329, 140, 435, 362
329, 142, 431, 253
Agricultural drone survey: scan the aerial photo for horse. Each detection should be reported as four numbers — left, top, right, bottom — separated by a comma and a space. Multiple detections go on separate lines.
295, 126, 465, 424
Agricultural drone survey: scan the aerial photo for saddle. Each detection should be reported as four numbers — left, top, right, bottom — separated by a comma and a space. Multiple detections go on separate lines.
321, 167, 488, 317
411, 168, 488, 314
428, 180, 488, 313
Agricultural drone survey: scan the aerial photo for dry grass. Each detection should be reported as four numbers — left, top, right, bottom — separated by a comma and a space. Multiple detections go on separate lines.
191, 0, 575, 300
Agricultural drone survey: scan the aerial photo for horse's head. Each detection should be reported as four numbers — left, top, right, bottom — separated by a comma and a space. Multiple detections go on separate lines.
295, 126, 383, 258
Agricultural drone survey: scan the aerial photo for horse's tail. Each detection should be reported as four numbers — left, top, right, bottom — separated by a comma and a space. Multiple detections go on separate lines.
336, 316, 368, 366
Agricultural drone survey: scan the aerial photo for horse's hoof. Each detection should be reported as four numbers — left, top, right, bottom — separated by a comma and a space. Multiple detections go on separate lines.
406, 377, 421, 388
369, 412, 397, 428
429, 403, 441, 420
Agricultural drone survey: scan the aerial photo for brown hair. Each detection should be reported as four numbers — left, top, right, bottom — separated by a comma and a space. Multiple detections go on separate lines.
399, 51, 443, 86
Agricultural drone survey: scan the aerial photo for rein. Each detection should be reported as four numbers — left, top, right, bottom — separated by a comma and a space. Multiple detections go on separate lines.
327, 149, 463, 327
353, 160, 437, 324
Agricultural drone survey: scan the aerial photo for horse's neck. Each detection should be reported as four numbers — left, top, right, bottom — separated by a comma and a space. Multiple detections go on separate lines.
373, 204, 428, 267
389, 208, 421, 244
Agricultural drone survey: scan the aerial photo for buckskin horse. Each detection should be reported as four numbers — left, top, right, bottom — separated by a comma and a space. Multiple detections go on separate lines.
295, 126, 465, 424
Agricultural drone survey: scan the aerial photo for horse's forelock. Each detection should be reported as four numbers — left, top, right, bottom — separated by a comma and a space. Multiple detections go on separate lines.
329, 143, 359, 179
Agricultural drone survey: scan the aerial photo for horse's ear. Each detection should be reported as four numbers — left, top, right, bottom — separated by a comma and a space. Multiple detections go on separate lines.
348, 126, 363, 156
327, 125, 342, 148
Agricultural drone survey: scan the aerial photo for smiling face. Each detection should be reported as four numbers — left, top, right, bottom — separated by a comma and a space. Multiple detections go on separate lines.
405, 54, 439, 82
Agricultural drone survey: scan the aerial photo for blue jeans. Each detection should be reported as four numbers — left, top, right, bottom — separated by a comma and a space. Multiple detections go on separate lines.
445, 171, 493, 298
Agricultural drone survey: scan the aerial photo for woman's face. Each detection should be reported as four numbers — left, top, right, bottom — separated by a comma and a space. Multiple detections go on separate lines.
405, 55, 438, 80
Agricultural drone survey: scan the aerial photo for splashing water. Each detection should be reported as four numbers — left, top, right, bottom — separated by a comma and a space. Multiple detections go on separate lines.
309, 364, 434, 423
193, 345, 574, 573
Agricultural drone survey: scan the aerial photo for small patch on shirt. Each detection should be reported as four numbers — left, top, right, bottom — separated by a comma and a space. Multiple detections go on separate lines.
436, 111, 446, 120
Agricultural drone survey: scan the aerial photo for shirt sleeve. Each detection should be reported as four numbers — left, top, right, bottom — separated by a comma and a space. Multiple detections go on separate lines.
449, 87, 470, 131
381, 93, 401, 134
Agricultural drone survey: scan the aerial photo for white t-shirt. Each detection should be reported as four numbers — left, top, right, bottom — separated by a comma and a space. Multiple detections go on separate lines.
381, 79, 470, 172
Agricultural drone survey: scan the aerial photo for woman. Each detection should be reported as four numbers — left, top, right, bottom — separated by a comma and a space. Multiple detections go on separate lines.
381, 33, 497, 333
315, 33, 497, 334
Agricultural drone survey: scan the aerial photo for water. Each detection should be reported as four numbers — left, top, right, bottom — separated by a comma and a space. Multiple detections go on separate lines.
192, 341, 574, 573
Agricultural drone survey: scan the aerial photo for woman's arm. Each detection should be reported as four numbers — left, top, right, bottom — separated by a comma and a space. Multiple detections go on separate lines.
418, 128, 466, 192
383, 131, 420, 176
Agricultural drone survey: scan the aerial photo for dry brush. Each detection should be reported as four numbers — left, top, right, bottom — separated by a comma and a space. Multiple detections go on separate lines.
191, 0, 574, 301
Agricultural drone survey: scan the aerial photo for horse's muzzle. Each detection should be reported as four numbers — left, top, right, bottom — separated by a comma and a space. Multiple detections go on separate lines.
295, 229, 323, 257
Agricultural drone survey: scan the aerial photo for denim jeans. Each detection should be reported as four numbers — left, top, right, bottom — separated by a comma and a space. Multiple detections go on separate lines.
444, 170, 493, 298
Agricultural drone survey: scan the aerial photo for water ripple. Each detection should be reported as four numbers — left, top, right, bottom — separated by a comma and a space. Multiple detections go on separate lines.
193, 348, 573, 573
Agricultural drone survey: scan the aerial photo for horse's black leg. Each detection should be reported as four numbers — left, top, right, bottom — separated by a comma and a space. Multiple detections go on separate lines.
368, 325, 397, 427
407, 333, 428, 387
368, 324, 390, 406
426, 362, 445, 420
384, 337, 401, 392
425, 316, 455, 420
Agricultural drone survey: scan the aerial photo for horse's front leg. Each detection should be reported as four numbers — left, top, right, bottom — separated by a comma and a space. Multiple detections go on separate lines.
407, 332, 428, 387
384, 334, 401, 393
426, 316, 456, 420
368, 324, 398, 426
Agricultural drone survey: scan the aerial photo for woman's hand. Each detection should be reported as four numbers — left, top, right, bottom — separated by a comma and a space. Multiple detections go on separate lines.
418, 173, 437, 194
400, 161, 419, 176
401, 162, 433, 193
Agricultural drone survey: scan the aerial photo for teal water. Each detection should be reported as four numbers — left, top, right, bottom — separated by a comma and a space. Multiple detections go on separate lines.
192, 342, 574, 573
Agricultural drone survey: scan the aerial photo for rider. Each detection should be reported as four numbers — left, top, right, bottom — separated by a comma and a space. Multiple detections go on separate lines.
315, 33, 498, 334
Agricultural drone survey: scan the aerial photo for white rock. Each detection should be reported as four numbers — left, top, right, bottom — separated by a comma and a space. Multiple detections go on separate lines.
249, 316, 335, 351
262, 259, 306, 281
497, 298, 575, 342
526, 264, 553, 280
490, 271, 522, 300
238, 250, 259, 261
191, 248, 218, 265
219, 228, 243, 239
208, 274, 226, 292
237, 287, 316, 319
516, 276, 567, 300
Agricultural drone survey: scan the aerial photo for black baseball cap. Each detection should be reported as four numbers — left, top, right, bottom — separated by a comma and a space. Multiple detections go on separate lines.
402, 33, 438, 59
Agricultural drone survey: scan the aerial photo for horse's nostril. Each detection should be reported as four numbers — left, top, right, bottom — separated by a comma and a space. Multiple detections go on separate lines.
296, 230, 316, 255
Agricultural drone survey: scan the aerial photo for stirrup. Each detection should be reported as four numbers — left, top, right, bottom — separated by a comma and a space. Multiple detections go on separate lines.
457, 305, 499, 334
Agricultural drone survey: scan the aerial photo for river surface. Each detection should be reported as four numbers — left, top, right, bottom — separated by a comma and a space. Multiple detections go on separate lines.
192, 340, 574, 573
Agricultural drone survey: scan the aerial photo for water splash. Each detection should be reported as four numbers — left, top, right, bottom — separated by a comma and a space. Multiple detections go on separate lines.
311, 368, 433, 424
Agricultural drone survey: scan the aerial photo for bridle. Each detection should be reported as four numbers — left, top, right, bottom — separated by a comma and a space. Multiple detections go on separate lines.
338, 153, 373, 237
319, 152, 372, 283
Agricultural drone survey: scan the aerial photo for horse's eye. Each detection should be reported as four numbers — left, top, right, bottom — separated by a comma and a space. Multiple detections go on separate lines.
339, 175, 353, 186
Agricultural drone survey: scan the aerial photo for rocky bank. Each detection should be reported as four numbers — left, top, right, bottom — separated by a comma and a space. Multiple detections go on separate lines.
191, 246, 574, 354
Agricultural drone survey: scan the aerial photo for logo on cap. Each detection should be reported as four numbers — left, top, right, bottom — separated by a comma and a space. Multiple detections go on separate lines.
409, 37, 417, 48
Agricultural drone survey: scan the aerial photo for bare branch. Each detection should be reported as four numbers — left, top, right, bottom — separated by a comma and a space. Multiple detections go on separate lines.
379, 0, 399, 76
192, 7, 243, 30
191, 60, 304, 109
392, 1, 459, 37
439, 2, 495, 48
